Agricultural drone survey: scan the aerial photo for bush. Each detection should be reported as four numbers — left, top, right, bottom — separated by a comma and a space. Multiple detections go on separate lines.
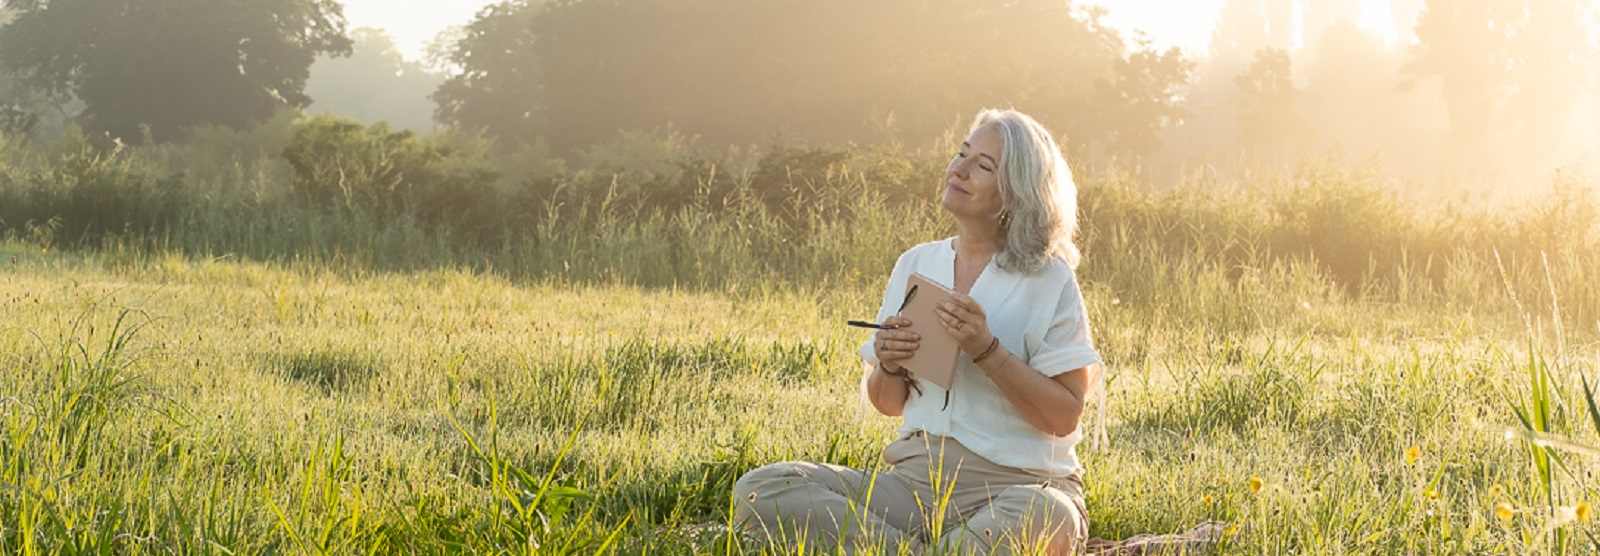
281, 116, 501, 240
0, 129, 185, 248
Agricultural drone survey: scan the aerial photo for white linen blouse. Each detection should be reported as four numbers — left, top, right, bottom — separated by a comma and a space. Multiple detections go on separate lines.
858, 237, 1101, 477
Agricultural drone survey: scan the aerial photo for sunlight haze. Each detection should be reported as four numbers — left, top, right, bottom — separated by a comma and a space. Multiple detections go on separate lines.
340, 0, 496, 62
346, 0, 1408, 62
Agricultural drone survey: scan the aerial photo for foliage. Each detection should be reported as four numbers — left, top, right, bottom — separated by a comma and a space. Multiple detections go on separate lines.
433, 0, 1189, 156
1234, 48, 1304, 160
0, 0, 352, 143
280, 115, 500, 240
431, 0, 544, 150
1091, 46, 1195, 162
0, 131, 184, 248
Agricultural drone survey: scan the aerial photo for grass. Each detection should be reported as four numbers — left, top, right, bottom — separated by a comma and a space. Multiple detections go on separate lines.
2, 228, 1598, 554
2, 122, 1599, 552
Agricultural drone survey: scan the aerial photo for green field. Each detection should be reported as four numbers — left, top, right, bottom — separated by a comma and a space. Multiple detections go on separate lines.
3, 129, 1599, 553
2, 216, 1597, 554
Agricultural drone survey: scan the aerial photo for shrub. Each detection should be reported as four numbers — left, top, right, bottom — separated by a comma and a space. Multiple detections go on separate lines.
281, 115, 501, 240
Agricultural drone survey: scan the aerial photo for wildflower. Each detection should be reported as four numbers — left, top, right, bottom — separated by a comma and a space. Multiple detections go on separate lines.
1495, 502, 1514, 521
1203, 494, 1213, 506
1425, 489, 1438, 500
1557, 505, 1579, 526
1249, 476, 1263, 494
1405, 446, 1420, 465
1488, 484, 1504, 499
1580, 502, 1593, 523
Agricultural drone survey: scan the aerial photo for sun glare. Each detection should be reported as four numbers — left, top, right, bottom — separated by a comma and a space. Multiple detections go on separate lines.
1354, 0, 1401, 46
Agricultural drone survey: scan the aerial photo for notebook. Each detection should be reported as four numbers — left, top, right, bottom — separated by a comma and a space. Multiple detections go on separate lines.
894, 272, 960, 390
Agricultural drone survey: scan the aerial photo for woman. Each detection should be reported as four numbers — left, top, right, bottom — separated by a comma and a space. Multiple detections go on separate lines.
733, 109, 1100, 555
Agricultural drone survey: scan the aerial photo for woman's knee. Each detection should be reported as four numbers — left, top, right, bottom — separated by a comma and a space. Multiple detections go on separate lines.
733, 462, 809, 505
981, 485, 1086, 554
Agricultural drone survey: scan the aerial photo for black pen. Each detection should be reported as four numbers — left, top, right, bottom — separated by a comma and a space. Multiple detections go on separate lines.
846, 285, 918, 330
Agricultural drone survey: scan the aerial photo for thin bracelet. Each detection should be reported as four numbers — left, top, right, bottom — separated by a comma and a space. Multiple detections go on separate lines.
971, 337, 1001, 363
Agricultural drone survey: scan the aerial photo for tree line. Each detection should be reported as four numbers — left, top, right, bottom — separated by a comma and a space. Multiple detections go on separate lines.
0, 0, 1595, 185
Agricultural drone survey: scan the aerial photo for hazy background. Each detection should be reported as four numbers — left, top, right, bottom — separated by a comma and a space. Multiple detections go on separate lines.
1, 0, 1597, 195
318, 0, 1600, 194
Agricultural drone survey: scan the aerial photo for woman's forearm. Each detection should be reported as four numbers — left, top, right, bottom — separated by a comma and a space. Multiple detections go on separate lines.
976, 348, 1087, 436
866, 362, 910, 417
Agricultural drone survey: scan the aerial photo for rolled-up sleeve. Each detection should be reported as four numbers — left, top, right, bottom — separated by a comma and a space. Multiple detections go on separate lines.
1025, 272, 1100, 377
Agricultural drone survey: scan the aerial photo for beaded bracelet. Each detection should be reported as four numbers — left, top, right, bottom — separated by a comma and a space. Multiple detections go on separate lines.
971, 337, 1001, 363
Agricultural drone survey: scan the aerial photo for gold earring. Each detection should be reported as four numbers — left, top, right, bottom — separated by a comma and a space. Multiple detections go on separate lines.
999, 211, 1012, 229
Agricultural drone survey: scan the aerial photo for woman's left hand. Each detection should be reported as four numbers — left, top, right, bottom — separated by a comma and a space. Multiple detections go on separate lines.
935, 294, 995, 355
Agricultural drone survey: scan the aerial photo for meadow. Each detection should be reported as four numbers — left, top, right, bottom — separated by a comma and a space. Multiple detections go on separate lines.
3, 121, 1600, 554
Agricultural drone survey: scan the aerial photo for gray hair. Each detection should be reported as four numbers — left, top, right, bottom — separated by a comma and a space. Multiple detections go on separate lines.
972, 109, 1082, 273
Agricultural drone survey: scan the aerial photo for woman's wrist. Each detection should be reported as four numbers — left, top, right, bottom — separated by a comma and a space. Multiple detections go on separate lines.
878, 361, 911, 378
976, 345, 1010, 377
876, 362, 922, 396
971, 336, 1001, 363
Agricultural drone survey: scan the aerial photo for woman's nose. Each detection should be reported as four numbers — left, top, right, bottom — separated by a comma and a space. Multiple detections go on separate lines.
949, 158, 969, 178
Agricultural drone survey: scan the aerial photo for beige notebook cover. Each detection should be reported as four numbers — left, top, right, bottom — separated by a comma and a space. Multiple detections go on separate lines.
896, 272, 960, 390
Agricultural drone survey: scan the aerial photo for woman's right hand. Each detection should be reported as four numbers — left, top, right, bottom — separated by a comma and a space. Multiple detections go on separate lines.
873, 316, 920, 363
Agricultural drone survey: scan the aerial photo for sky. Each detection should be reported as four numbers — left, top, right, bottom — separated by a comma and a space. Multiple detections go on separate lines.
339, 0, 499, 62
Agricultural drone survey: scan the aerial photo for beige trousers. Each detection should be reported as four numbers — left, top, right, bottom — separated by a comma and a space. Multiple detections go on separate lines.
732, 432, 1087, 555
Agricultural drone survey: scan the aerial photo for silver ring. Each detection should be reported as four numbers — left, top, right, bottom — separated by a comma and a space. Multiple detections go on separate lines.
878, 342, 886, 351
956, 320, 965, 330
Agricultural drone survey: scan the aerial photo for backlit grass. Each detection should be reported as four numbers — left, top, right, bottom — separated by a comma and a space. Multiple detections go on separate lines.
4, 237, 1598, 554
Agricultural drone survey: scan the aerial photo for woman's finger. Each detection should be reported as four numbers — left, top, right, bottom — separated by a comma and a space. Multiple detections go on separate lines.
938, 302, 979, 327
934, 306, 972, 338
948, 295, 987, 319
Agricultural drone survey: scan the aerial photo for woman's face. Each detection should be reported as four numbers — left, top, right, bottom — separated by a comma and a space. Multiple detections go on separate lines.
941, 123, 1004, 221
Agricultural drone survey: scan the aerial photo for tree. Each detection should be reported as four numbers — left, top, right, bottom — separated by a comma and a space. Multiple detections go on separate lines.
1404, 0, 1521, 165
0, 0, 352, 144
434, 0, 1183, 157
1235, 48, 1305, 161
1406, 0, 1597, 177
1501, 0, 1595, 174
431, 1, 543, 149
1091, 46, 1195, 162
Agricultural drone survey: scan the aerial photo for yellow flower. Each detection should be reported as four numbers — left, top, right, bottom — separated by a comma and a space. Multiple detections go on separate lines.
1425, 489, 1438, 500
1495, 502, 1514, 521
1202, 494, 1213, 505
1249, 476, 1263, 494
1579, 502, 1593, 523
1405, 446, 1420, 465
1488, 484, 1504, 499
